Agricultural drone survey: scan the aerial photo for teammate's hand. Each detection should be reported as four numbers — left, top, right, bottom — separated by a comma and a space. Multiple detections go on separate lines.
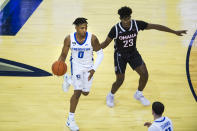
175, 30, 187, 36
88, 69, 95, 81
144, 122, 152, 127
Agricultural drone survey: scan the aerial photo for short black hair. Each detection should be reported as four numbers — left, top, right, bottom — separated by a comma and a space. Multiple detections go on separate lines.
118, 6, 132, 19
73, 17, 88, 26
152, 101, 165, 116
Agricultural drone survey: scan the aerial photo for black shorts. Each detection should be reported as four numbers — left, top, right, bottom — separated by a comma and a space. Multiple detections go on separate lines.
114, 50, 143, 74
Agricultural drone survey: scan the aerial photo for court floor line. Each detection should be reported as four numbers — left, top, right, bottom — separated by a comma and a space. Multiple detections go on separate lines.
186, 29, 197, 102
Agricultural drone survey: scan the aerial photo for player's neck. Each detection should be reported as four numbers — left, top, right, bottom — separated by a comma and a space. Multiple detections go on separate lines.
76, 32, 86, 40
120, 22, 131, 30
154, 115, 162, 120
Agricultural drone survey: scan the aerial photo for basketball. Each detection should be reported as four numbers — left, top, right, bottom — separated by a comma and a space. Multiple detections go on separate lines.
52, 61, 67, 76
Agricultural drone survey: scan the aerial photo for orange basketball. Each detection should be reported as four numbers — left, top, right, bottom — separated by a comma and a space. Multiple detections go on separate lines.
52, 61, 67, 76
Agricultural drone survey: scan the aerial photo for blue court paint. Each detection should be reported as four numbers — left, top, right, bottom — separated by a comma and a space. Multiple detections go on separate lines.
186, 30, 197, 102
0, 0, 42, 35
0, 58, 52, 77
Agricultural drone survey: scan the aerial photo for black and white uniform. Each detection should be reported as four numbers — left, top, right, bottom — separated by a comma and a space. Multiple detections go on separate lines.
108, 20, 148, 74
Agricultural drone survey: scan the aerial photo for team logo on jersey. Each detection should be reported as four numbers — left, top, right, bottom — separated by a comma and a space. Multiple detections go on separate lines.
76, 74, 81, 80
85, 44, 88, 46
72, 42, 76, 46
0, 58, 52, 76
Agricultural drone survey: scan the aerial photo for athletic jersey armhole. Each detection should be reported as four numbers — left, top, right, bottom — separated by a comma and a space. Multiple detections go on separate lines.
134, 20, 139, 32
70, 33, 74, 47
115, 24, 118, 39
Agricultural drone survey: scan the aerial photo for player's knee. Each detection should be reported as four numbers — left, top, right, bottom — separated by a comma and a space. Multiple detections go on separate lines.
74, 91, 82, 99
82, 92, 89, 96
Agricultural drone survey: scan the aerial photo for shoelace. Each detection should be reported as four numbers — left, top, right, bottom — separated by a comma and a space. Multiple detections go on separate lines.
137, 93, 145, 98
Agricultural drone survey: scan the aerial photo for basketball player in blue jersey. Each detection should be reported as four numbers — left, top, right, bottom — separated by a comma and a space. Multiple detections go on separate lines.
58, 17, 104, 131
144, 101, 173, 131
101, 6, 187, 107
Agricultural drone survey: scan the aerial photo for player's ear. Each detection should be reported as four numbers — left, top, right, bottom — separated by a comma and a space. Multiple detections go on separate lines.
75, 26, 77, 30
152, 110, 154, 115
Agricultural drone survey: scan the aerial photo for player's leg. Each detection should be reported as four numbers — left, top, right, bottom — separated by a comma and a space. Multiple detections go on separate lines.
133, 62, 150, 106
66, 64, 82, 131
128, 51, 150, 106
70, 90, 82, 113
66, 89, 81, 131
111, 73, 125, 94
135, 63, 149, 91
134, 63, 150, 105
106, 52, 126, 107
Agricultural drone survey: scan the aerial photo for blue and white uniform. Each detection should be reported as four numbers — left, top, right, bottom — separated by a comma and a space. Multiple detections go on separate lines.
70, 32, 93, 92
148, 117, 173, 131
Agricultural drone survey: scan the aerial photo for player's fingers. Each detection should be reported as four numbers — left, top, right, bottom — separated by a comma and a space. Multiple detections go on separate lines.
144, 122, 148, 126
88, 74, 93, 81
144, 122, 151, 127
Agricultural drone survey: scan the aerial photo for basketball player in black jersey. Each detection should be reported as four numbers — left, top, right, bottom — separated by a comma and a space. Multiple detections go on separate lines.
101, 6, 187, 107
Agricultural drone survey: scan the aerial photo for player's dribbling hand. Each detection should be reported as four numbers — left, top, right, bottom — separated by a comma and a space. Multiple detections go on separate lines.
175, 30, 187, 36
144, 122, 152, 127
88, 69, 95, 81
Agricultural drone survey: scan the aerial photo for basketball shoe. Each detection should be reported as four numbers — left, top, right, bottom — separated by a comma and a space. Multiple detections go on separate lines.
106, 93, 114, 107
134, 91, 150, 106
66, 118, 79, 131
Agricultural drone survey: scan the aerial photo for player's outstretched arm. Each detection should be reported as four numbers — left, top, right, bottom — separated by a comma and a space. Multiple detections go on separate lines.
88, 34, 104, 80
58, 35, 70, 62
100, 37, 113, 49
146, 23, 187, 36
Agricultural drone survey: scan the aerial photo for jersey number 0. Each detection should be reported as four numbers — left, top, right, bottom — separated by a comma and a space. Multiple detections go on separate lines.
78, 51, 84, 58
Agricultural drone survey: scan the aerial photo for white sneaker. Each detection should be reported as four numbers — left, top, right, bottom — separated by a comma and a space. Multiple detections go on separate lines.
134, 91, 150, 106
62, 74, 71, 92
106, 93, 114, 107
66, 119, 79, 131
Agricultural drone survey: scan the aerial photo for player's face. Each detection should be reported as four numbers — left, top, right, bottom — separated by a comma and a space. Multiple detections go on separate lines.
76, 23, 87, 37
120, 16, 131, 29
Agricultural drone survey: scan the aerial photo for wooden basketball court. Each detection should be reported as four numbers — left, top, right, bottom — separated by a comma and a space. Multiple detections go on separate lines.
0, 0, 197, 130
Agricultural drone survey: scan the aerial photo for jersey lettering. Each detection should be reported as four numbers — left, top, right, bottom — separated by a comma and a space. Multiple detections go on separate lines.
165, 127, 172, 131
114, 20, 138, 52
70, 32, 93, 67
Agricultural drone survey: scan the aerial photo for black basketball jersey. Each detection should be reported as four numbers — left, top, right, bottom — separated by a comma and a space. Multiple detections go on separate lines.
108, 20, 148, 53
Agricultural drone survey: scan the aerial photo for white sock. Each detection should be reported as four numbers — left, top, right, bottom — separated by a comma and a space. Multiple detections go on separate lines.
68, 112, 75, 120
109, 92, 114, 97
136, 90, 142, 94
